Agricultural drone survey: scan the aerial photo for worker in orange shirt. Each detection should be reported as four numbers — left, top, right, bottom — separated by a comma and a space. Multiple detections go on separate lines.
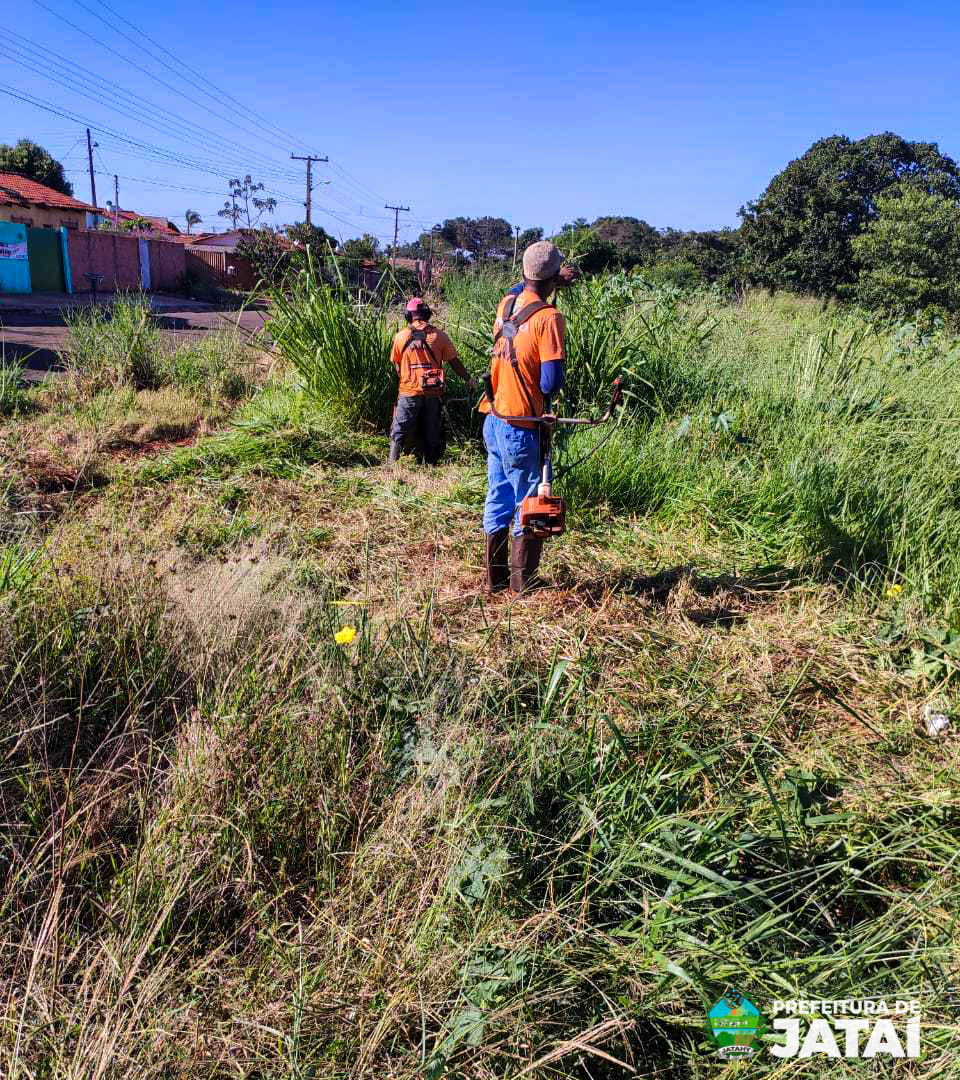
479, 241, 579, 593
388, 297, 475, 465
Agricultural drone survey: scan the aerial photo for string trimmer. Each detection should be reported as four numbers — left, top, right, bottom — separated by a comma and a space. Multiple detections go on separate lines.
481, 376, 625, 538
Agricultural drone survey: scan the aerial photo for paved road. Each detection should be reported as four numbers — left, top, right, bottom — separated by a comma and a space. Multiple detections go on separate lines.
0, 297, 269, 381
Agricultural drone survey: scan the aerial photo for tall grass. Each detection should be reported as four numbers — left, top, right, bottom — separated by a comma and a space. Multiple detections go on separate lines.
63, 292, 165, 390
1, 564, 955, 1076
61, 293, 254, 403
267, 260, 395, 428
556, 289, 960, 614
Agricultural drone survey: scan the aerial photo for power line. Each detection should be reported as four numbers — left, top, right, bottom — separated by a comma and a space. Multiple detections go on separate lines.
31, 0, 300, 162
0, 40, 301, 184
79, 0, 313, 154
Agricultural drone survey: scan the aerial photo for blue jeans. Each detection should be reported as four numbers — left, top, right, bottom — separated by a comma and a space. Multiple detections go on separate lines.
483, 414, 540, 536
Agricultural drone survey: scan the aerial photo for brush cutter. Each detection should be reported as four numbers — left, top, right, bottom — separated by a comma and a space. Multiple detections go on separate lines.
481, 375, 625, 538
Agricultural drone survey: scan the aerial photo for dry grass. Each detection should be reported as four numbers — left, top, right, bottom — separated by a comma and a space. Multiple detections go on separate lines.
1, 288, 959, 1077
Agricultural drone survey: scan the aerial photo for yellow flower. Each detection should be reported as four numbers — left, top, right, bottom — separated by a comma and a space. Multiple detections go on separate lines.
334, 625, 357, 646
885, 584, 904, 598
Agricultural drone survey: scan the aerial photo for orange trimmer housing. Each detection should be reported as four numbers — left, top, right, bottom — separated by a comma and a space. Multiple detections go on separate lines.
519, 492, 566, 537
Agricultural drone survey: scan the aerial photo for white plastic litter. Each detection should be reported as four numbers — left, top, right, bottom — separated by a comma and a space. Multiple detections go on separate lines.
924, 704, 951, 737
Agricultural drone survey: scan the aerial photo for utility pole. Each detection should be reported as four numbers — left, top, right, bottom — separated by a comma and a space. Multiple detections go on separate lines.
86, 128, 98, 208
512, 224, 521, 272
113, 175, 119, 227
291, 153, 328, 226
385, 203, 409, 268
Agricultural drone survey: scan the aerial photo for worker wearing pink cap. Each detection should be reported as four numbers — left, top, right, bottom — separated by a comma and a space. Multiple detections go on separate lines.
388, 297, 475, 464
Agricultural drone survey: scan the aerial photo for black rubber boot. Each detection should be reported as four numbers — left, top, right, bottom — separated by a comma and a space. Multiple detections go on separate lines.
485, 529, 510, 593
510, 535, 544, 594
387, 440, 402, 463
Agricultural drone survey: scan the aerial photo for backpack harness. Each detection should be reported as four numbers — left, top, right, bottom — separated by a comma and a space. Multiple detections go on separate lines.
491, 294, 552, 416
400, 327, 444, 391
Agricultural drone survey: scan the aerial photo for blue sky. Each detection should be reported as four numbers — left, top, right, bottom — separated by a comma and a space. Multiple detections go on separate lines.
4, 0, 959, 244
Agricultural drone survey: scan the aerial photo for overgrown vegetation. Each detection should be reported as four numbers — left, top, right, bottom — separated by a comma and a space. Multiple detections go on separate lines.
62, 293, 255, 403
1, 268, 958, 1077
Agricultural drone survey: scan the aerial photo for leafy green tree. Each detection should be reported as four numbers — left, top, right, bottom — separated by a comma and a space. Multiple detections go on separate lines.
517, 227, 544, 250
657, 227, 743, 288
590, 216, 659, 266
218, 176, 277, 229
437, 216, 513, 260
0, 138, 73, 195
286, 221, 335, 254
739, 133, 960, 295
184, 208, 202, 234
851, 183, 960, 314
340, 233, 380, 262
236, 227, 290, 288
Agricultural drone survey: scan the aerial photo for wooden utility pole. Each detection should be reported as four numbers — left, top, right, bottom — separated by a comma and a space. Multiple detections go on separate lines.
113, 175, 119, 227
291, 153, 329, 225
86, 128, 98, 208
512, 224, 521, 272
385, 203, 409, 268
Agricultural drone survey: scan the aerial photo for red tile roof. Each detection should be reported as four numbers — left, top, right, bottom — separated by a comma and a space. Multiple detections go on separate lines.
105, 207, 181, 234
0, 172, 97, 213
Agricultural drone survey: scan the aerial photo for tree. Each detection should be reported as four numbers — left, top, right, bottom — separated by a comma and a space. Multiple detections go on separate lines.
0, 138, 73, 196
218, 176, 277, 229
184, 208, 202, 234
340, 234, 380, 262
236, 228, 290, 288
590, 216, 659, 266
851, 184, 960, 314
517, 227, 544, 251
286, 221, 335, 255
739, 133, 960, 295
437, 216, 513, 260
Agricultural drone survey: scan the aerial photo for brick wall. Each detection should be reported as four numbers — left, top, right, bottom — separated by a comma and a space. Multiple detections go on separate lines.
148, 238, 186, 291
66, 230, 185, 293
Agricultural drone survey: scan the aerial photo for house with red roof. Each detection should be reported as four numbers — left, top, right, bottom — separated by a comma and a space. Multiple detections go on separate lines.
0, 172, 97, 231
93, 206, 182, 235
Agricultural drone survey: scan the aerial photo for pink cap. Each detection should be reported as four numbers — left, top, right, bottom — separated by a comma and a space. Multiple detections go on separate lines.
405, 297, 427, 313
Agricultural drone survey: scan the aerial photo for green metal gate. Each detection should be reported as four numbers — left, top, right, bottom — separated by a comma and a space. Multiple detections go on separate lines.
26, 227, 65, 293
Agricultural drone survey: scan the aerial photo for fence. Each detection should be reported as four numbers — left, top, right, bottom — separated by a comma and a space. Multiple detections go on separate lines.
185, 248, 256, 290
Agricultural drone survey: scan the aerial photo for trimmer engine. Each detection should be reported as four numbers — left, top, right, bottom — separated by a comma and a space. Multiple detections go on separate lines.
519, 491, 566, 537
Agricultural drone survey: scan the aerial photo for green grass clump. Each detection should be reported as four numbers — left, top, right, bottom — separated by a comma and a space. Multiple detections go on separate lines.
62, 293, 255, 406
63, 292, 166, 390
267, 258, 395, 428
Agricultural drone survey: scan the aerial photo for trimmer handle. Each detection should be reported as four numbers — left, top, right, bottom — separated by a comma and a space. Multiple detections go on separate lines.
481, 372, 496, 406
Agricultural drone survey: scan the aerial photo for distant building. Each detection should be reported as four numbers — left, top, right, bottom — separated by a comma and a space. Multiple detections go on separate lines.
93, 206, 182, 235
0, 173, 97, 230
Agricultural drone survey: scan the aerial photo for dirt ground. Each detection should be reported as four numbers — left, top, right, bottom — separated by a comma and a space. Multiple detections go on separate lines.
0, 292, 269, 380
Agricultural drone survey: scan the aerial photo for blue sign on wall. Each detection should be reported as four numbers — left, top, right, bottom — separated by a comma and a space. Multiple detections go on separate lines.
0, 221, 32, 293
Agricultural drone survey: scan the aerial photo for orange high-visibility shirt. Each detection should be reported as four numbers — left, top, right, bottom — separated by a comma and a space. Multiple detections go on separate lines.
478, 290, 565, 428
390, 323, 458, 397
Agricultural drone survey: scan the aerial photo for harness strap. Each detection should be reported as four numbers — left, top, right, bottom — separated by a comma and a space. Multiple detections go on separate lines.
492, 297, 551, 346
491, 293, 553, 417
400, 327, 438, 366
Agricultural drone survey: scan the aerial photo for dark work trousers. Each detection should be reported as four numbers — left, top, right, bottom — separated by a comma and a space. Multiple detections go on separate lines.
390, 393, 443, 464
